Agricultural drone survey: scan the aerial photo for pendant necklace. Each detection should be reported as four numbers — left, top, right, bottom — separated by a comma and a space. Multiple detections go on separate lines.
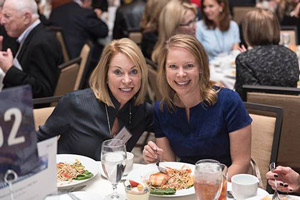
105, 104, 132, 137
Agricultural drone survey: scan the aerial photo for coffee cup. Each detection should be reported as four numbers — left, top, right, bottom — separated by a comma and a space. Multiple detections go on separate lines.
124, 152, 134, 175
231, 174, 259, 200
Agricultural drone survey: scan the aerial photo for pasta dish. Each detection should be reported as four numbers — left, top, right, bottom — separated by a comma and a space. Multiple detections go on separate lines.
147, 164, 194, 195
57, 159, 92, 181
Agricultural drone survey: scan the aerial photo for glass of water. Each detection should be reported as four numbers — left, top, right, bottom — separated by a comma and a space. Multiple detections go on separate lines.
101, 139, 127, 200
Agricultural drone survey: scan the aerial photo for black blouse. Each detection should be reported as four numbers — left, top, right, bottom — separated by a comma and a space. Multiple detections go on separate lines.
235, 45, 299, 98
37, 88, 153, 160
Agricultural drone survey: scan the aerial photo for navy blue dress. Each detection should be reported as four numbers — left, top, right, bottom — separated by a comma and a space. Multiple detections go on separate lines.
154, 88, 252, 167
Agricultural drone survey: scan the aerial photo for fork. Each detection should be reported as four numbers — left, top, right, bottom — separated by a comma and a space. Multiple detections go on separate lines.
68, 192, 81, 200
155, 149, 167, 173
270, 162, 281, 200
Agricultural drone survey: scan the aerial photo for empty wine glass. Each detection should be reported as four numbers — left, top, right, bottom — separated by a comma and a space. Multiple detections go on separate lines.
281, 33, 291, 47
194, 159, 223, 200
101, 139, 127, 200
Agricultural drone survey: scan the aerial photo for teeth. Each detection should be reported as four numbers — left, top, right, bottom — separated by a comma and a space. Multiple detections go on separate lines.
120, 88, 132, 92
176, 81, 189, 85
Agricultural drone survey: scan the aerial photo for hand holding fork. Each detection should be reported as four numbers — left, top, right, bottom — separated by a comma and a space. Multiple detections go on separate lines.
270, 162, 281, 200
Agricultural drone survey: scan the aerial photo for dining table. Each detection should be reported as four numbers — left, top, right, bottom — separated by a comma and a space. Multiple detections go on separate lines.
73, 162, 272, 200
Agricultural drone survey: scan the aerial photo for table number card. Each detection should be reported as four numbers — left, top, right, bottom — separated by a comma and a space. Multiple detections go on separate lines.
0, 85, 39, 182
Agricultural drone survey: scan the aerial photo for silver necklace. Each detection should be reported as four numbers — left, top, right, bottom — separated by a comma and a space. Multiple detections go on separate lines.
105, 104, 132, 136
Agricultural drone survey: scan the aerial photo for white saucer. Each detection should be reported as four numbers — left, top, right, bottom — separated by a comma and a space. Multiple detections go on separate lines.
227, 182, 269, 200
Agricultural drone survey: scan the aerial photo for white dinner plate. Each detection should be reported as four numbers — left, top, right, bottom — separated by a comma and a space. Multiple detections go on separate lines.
44, 191, 102, 200
126, 162, 195, 197
227, 182, 269, 200
56, 154, 99, 189
267, 194, 300, 200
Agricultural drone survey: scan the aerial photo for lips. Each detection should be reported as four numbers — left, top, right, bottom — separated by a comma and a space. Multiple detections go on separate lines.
175, 80, 190, 86
119, 87, 134, 92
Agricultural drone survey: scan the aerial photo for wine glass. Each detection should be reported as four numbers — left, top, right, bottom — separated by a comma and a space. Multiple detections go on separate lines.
101, 139, 127, 200
281, 33, 291, 47
194, 159, 223, 200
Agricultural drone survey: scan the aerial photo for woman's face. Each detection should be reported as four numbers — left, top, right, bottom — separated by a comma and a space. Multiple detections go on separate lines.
203, 0, 223, 23
107, 52, 141, 106
176, 9, 197, 36
165, 46, 201, 97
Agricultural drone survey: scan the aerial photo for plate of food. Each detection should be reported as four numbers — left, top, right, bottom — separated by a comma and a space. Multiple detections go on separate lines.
260, 194, 300, 200
126, 162, 195, 197
56, 154, 99, 189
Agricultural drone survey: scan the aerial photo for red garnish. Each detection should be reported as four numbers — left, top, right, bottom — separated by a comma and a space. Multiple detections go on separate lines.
129, 180, 140, 187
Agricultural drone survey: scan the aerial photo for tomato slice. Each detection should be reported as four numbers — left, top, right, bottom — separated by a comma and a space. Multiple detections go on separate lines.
129, 180, 140, 187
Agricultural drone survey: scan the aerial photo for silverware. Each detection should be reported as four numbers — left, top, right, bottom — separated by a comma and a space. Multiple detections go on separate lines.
155, 149, 167, 173
270, 162, 281, 200
68, 192, 81, 200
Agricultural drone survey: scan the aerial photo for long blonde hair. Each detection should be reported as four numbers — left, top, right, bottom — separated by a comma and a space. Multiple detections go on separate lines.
89, 38, 148, 107
157, 34, 219, 111
151, 0, 197, 63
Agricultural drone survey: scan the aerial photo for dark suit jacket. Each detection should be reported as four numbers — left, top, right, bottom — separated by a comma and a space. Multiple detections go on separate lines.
3, 23, 63, 98
37, 88, 154, 161
49, 2, 108, 59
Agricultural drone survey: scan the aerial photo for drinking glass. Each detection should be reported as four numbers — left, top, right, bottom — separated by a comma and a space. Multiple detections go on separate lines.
218, 164, 228, 200
194, 159, 223, 200
281, 33, 291, 47
101, 139, 127, 200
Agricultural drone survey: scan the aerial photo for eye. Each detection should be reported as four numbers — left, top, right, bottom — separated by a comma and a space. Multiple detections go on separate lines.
168, 64, 177, 69
130, 69, 138, 75
113, 69, 122, 76
184, 64, 194, 69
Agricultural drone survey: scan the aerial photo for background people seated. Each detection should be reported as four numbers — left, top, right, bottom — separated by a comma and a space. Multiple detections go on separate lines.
266, 165, 300, 194
112, 0, 146, 39
196, 0, 240, 60
49, 0, 109, 59
140, 0, 169, 60
143, 34, 252, 180
0, 0, 63, 98
151, 0, 197, 63
37, 38, 153, 161
235, 8, 299, 99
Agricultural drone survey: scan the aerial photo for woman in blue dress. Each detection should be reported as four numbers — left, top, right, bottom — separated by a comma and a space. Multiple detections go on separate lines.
196, 0, 240, 60
142, 34, 252, 180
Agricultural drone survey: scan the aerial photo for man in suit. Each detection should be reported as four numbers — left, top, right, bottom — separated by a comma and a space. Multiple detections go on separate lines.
49, 0, 109, 59
0, 0, 63, 98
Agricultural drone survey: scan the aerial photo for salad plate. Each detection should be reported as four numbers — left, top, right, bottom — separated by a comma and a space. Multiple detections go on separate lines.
56, 154, 98, 189
126, 162, 195, 197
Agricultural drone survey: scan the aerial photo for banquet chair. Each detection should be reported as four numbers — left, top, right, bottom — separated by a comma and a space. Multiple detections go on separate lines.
243, 85, 300, 175
280, 26, 298, 46
233, 6, 254, 24
33, 96, 62, 131
48, 26, 70, 63
54, 57, 81, 97
244, 102, 283, 193
74, 41, 93, 90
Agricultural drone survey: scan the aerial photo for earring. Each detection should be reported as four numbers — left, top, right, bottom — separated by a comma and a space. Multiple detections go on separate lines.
219, 8, 223, 13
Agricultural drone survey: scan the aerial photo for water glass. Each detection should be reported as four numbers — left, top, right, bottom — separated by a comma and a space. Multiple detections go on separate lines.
101, 139, 127, 200
194, 159, 223, 200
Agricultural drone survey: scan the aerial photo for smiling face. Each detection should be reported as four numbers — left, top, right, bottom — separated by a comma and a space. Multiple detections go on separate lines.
107, 52, 141, 107
165, 46, 201, 98
203, 0, 223, 23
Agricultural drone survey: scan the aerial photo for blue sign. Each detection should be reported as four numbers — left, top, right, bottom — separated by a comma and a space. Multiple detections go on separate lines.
0, 85, 39, 182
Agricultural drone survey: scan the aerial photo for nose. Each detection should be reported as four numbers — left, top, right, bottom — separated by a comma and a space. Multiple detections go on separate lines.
176, 68, 186, 77
122, 74, 132, 84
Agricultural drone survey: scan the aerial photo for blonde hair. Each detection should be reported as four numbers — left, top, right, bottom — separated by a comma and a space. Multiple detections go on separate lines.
242, 8, 280, 46
140, 0, 169, 33
151, 0, 197, 63
157, 34, 219, 111
89, 38, 148, 107
201, 0, 231, 32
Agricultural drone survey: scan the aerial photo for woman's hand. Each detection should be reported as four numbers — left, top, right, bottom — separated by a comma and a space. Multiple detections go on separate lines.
238, 45, 247, 53
143, 141, 163, 163
266, 166, 300, 194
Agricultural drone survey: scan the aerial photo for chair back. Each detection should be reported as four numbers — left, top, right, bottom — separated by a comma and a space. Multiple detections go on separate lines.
233, 6, 254, 24
145, 58, 161, 103
74, 42, 92, 90
280, 26, 298, 46
33, 107, 55, 131
54, 57, 81, 97
244, 102, 283, 192
49, 26, 70, 63
243, 85, 300, 173
128, 31, 142, 45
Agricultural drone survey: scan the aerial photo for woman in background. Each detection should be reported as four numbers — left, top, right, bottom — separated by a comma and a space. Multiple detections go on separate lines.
151, 0, 197, 63
235, 8, 299, 99
143, 34, 252, 180
196, 0, 240, 60
37, 38, 153, 161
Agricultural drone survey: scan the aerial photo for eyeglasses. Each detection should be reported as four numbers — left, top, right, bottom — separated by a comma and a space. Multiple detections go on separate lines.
179, 18, 197, 28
